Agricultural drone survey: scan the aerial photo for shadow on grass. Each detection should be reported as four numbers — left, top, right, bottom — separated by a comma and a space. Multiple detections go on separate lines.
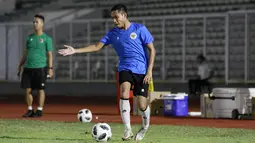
0, 136, 88, 141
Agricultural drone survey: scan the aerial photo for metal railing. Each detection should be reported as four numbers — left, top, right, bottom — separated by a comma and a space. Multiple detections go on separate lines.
0, 10, 255, 84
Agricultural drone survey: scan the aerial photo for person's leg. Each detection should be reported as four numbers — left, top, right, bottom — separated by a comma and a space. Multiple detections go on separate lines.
33, 67, 47, 117
188, 79, 195, 95
34, 89, 45, 117
21, 68, 34, 117
120, 82, 133, 140
197, 79, 211, 94
22, 88, 34, 117
133, 74, 150, 141
204, 80, 212, 93
194, 79, 202, 95
26, 88, 33, 109
137, 96, 150, 130
119, 71, 134, 140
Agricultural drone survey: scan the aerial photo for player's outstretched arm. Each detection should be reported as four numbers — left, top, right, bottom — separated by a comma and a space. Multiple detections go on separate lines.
58, 42, 105, 56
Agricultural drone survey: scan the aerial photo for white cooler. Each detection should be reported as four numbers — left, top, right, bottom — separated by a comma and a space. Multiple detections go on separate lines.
201, 88, 255, 119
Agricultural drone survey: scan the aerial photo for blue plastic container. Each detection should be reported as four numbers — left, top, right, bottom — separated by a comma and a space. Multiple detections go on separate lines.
162, 94, 188, 116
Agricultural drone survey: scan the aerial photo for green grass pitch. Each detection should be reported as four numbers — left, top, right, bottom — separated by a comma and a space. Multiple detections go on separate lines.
0, 119, 255, 143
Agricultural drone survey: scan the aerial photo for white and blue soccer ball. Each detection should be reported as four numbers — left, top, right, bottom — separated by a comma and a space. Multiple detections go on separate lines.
92, 123, 112, 142
77, 109, 92, 123
100, 123, 112, 138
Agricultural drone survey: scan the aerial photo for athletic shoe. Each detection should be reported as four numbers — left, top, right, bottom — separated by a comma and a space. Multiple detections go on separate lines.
135, 127, 148, 141
122, 129, 133, 141
33, 110, 43, 117
22, 110, 34, 118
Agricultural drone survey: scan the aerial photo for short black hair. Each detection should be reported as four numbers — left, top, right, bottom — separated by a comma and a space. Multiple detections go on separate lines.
34, 14, 45, 22
111, 4, 128, 15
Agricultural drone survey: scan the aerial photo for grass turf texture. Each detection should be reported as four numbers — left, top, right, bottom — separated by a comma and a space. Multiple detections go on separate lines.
0, 119, 255, 143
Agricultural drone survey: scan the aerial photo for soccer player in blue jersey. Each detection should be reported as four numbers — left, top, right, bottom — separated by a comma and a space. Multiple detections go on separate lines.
58, 4, 156, 141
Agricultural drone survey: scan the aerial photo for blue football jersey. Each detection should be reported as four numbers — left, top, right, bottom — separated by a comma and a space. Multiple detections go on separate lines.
100, 22, 154, 74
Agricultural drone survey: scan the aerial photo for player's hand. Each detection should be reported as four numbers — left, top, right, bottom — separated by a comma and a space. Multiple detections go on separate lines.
143, 70, 152, 84
58, 45, 76, 56
17, 66, 21, 77
48, 69, 53, 78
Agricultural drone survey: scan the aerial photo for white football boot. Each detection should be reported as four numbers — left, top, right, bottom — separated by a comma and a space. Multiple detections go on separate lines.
122, 129, 134, 141
135, 127, 148, 141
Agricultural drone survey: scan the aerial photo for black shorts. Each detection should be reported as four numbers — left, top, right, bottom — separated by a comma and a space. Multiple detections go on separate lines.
119, 70, 148, 97
21, 67, 47, 90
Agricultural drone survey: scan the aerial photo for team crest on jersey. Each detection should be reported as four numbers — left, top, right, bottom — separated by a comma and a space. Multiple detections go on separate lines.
130, 32, 137, 40
40, 38, 44, 43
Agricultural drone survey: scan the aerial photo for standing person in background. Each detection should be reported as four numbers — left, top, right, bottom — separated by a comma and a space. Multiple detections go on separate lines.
188, 54, 214, 96
18, 14, 54, 117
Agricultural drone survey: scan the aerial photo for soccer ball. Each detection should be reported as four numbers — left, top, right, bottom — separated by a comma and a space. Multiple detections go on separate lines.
77, 109, 92, 123
92, 123, 112, 142
100, 123, 112, 138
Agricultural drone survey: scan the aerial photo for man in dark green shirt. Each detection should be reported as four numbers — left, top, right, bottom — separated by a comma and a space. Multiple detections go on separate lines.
18, 14, 54, 117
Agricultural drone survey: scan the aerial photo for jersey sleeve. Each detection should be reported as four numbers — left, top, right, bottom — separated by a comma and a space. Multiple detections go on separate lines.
140, 26, 154, 45
46, 36, 53, 52
100, 31, 112, 45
